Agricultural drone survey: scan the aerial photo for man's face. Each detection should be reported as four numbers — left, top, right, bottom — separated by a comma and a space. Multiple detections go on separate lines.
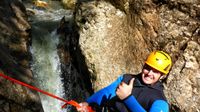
142, 64, 162, 85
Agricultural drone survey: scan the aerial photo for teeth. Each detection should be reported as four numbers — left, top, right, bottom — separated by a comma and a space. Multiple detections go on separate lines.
145, 77, 152, 80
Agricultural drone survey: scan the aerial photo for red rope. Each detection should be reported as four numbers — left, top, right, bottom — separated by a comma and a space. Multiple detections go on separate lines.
0, 73, 94, 112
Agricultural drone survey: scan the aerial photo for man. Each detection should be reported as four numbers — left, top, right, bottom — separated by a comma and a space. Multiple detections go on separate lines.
77, 51, 172, 112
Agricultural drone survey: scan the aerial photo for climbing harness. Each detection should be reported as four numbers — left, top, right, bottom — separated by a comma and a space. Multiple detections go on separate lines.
0, 73, 94, 112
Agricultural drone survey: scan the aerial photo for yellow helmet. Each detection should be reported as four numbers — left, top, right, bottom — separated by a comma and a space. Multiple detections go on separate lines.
145, 51, 172, 75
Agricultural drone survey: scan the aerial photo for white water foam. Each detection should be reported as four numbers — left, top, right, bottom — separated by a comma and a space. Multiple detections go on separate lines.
31, 30, 68, 112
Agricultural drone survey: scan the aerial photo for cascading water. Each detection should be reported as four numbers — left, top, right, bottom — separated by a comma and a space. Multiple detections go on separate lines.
25, 1, 73, 112
31, 29, 67, 112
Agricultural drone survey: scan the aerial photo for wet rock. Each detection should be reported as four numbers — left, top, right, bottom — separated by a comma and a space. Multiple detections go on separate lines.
61, 0, 77, 10
0, 0, 43, 111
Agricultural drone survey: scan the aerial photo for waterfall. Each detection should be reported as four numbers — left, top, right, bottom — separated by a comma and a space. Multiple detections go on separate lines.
27, 1, 73, 111
31, 29, 67, 112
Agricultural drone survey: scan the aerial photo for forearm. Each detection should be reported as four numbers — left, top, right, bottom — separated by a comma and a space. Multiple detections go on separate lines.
124, 96, 169, 112
124, 96, 146, 112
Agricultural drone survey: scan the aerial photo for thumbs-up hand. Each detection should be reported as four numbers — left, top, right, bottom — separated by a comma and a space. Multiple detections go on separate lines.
116, 78, 135, 100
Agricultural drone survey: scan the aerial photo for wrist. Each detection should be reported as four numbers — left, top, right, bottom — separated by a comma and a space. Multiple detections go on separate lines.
122, 94, 132, 101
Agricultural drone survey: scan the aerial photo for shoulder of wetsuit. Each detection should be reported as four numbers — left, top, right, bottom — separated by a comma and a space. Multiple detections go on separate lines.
122, 74, 137, 84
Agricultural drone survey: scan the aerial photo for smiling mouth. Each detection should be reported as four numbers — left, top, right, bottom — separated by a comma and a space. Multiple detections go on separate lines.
144, 76, 153, 81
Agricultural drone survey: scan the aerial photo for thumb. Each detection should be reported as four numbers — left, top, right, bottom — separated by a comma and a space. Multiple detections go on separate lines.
128, 78, 135, 86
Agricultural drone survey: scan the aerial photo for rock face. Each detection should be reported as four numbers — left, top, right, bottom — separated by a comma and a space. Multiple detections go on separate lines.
0, 0, 43, 111
75, 1, 148, 90
74, 0, 200, 111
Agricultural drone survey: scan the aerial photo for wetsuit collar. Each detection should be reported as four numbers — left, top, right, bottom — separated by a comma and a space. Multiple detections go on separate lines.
134, 73, 164, 91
